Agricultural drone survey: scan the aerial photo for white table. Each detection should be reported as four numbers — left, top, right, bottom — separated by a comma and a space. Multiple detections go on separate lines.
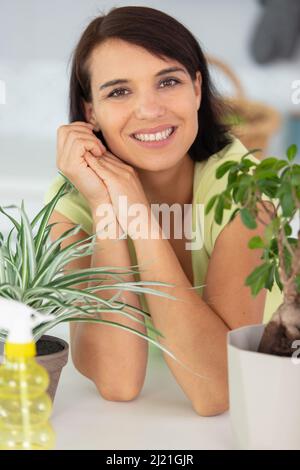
50, 324, 234, 450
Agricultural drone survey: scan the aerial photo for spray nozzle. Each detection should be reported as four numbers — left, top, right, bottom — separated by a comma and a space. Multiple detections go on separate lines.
0, 298, 55, 344
28, 310, 56, 329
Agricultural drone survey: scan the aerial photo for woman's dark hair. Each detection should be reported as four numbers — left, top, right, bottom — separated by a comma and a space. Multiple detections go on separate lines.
68, 6, 233, 162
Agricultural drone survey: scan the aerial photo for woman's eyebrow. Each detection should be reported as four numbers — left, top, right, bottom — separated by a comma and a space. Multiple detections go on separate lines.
99, 66, 187, 91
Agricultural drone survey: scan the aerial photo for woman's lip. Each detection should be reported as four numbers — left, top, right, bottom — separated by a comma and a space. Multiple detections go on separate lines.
129, 126, 178, 149
131, 124, 176, 135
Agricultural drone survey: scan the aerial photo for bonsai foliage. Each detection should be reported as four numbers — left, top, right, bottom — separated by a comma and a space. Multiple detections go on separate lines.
222, 112, 247, 127
205, 144, 300, 356
0, 181, 179, 358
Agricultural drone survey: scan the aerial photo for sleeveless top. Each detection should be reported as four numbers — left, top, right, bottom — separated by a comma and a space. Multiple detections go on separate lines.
44, 137, 284, 355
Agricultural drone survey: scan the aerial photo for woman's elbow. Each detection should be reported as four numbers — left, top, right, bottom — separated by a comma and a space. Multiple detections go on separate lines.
73, 360, 142, 401
192, 392, 229, 417
95, 382, 142, 402
192, 400, 229, 417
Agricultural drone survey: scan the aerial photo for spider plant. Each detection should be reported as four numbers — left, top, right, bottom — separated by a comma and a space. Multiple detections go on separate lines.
0, 180, 180, 359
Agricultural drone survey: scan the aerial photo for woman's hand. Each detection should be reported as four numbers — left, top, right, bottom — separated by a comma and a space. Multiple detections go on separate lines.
56, 121, 111, 211
85, 152, 152, 238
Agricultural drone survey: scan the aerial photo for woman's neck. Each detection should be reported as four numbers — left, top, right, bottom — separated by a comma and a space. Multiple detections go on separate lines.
136, 155, 195, 208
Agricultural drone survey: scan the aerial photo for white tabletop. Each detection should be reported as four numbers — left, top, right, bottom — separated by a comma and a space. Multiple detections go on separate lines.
50, 324, 234, 450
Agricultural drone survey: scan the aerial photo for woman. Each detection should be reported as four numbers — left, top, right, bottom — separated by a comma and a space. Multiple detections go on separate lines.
45, 6, 282, 416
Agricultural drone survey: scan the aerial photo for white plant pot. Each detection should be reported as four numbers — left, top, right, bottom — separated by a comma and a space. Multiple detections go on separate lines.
228, 324, 300, 450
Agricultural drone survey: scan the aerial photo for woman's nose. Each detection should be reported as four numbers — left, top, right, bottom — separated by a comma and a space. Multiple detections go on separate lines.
134, 92, 166, 120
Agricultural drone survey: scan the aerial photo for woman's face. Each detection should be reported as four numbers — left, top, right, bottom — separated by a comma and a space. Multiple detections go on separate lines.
84, 38, 201, 171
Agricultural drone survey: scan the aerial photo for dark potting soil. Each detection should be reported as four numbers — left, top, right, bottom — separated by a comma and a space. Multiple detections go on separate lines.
36, 339, 65, 356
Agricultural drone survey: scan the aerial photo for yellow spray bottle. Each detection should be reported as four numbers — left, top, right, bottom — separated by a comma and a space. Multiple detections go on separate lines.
0, 298, 56, 450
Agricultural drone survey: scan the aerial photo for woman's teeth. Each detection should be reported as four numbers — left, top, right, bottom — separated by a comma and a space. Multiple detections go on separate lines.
133, 127, 174, 142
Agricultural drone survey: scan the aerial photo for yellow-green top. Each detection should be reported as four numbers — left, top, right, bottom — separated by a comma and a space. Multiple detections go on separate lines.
44, 137, 283, 355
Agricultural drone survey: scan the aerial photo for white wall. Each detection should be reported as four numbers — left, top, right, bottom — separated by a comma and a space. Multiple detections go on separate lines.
0, 0, 299, 228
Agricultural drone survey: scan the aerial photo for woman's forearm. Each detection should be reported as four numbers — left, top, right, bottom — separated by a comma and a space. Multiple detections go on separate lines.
73, 210, 148, 400
132, 214, 229, 415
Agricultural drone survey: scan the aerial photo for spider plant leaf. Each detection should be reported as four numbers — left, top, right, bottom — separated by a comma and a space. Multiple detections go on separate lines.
33, 302, 163, 340
1, 256, 22, 287
48, 317, 167, 345
0, 245, 14, 286
31, 181, 69, 229
110, 300, 152, 317
0, 205, 21, 231
21, 201, 37, 281
0, 283, 23, 300
0, 247, 7, 284
22, 286, 68, 302
23, 286, 115, 309
46, 317, 199, 372
32, 182, 71, 257
18, 201, 35, 289
6, 227, 16, 262
34, 222, 63, 262
57, 288, 125, 308
36, 224, 83, 272
31, 236, 96, 287
88, 280, 178, 299
12, 230, 22, 265
48, 274, 124, 289
1, 230, 16, 285
26, 294, 135, 331
47, 267, 140, 288
83, 282, 178, 301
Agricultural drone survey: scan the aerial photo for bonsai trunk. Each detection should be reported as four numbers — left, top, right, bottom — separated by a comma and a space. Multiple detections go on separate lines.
258, 228, 300, 356
258, 298, 300, 356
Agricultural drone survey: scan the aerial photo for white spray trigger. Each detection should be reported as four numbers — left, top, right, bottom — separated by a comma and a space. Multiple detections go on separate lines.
0, 298, 56, 343
29, 311, 56, 329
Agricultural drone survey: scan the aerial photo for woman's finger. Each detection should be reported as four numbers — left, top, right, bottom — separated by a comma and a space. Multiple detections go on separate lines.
70, 121, 94, 129
100, 156, 129, 174
101, 153, 134, 172
63, 134, 104, 164
85, 153, 119, 178
65, 138, 103, 170
57, 123, 105, 156
101, 151, 123, 162
65, 129, 106, 152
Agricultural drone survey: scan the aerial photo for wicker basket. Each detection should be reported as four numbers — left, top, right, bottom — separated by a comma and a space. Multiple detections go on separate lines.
207, 56, 282, 158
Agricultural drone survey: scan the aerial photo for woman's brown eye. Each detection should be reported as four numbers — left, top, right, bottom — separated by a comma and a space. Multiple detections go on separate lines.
108, 88, 129, 98
159, 78, 180, 88
107, 78, 180, 99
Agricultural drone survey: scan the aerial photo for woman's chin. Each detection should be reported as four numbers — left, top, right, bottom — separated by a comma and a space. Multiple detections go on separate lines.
133, 157, 180, 172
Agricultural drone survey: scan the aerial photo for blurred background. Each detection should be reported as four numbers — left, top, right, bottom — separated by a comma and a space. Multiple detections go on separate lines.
1, 0, 300, 235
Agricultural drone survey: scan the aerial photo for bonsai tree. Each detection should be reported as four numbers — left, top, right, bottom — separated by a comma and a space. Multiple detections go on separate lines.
205, 144, 300, 357
0, 181, 179, 359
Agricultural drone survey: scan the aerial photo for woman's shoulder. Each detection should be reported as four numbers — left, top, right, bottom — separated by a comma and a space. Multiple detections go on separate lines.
214, 135, 259, 163
44, 174, 86, 205
202, 135, 259, 171
44, 173, 68, 203
194, 136, 259, 199
192, 136, 262, 256
43, 173, 93, 235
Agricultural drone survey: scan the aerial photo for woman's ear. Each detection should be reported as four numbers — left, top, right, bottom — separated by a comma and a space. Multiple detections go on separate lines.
83, 100, 100, 130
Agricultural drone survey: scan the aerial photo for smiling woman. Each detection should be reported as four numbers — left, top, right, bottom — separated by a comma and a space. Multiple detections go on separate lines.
44, 5, 283, 416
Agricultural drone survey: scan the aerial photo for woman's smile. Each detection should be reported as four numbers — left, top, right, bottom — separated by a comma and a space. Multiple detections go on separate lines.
129, 126, 178, 149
